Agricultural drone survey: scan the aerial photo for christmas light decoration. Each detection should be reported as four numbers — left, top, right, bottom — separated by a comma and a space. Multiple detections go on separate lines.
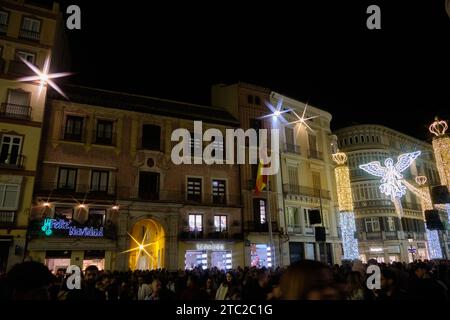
429, 118, 450, 224
259, 97, 291, 123
287, 102, 318, 132
332, 151, 359, 260
403, 176, 443, 259
339, 211, 359, 260
16, 54, 71, 99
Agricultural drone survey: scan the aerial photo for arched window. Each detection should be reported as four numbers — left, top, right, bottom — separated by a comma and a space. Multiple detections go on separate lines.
349, 137, 353, 144
355, 136, 359, 143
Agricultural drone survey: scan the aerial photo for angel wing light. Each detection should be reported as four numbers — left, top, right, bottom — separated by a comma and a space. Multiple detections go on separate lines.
359, 151, 421, 199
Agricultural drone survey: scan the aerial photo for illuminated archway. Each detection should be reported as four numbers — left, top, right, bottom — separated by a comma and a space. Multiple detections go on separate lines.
125, 219, 165, 270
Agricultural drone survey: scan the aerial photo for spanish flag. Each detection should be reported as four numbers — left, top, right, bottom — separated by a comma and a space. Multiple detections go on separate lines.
255, 160, 268, 195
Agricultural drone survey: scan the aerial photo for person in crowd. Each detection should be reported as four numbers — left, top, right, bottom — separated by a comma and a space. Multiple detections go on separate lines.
145, 278, 162, 300
346, 271, 365, 300
242, 269, 271, 300
408, 262, 447, 300
67, 265, 105, 300
215, 272, 235, 300
137, 274, 152, 300
6, 261, 55, 300
373, 268, 407, 300
201, 277, 216, 300
279, 260, 343, 300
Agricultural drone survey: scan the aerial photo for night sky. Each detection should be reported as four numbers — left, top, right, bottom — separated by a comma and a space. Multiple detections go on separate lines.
49, 0, 449, 141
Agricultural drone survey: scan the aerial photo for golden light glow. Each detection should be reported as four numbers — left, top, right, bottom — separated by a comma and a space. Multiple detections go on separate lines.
43, 202, 50, 207
415, 176, 427, 186
431, 136, 450, 188
123, 219, 165, 270
332, 152, 348, 165
112, 205, 119, 210
335, 166, 354, 212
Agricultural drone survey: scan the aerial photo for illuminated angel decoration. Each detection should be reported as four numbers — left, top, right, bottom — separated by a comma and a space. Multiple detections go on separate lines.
359, 151, 421, 199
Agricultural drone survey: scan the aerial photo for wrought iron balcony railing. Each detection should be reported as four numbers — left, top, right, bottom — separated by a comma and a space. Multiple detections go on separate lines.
0, 153, 24, 169
19, 29, 40, 41
283, 184, 331, 199
308, 149, 323, 160
0, 103, 32, 120
283, 143, 301, 155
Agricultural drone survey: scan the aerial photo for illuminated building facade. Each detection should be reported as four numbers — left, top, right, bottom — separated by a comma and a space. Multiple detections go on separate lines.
212, 83, 281, 267
27, 85, 244, 272
335, 124, 449, 262
269, 92, 342, 266
0, 0, 66, 273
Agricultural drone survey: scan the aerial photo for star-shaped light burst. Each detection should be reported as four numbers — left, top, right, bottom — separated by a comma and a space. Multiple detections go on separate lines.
287, 103, 318, 132
259, 97, 291, 124
16, 55, 71, 99
121, 229, 156, 268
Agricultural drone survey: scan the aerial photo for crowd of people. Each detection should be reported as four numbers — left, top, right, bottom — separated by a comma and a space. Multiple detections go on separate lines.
0, 259, 449, 300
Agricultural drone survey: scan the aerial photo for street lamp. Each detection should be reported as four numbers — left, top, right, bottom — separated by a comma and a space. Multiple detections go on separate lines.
408, 238, 415, 262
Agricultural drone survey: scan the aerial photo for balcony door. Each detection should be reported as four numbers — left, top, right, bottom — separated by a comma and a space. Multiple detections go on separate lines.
138, 172, 160, 200
6, 89, 30, 119
0, 134, 22, 166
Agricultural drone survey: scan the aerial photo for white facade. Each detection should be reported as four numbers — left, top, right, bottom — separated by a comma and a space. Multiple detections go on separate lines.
335, 124, 449, 262
270, 92, 342, 266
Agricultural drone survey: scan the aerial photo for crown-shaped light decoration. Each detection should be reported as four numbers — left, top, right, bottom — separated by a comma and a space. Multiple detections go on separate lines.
415, 176, 427, 186
332, 152, 348, 165
429, 117, 448, 137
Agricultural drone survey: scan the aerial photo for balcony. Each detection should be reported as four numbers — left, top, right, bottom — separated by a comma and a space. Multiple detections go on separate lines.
7, 60, 33, 76
287, 225, 302, 234
283, 143, 301, 155
35, 182, 117, 200
366, 232, 383, 240
283, 184, 331, 199
178, 229, 243, 241
0, 103, 32, 120
0, 153, 24, 169
308, 149, 323, 160
0, 211, 15, 226
354, 199, 393, 209
402, 202, 421, 211
0, 23, 7, 35
384, 231, 398, 240
245, 221, 278, 233
19, 29, 40, 42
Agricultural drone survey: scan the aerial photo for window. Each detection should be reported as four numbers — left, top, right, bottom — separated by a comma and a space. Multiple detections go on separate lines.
355, 136, 358, 143
0, 135, 22, 166
141, 124, 161, 150
7, 89, 30, 106
22, 17, 41, 32
64, 116, 84, 141
57, 168, 77, 190
0, 184, 20, 210
285, 127, 295, 148
90, 170, 109, 193
0, 11, 8, 33
212, 179, 226, 204
214, 215, 227, 232
16, 51, 35, 64
95, 120, 113, 145
349, 137, 353, 144
288, 166, 298, 186
189, 214, 202, 232
253, 199, 267, 224
54, 207, 73, 220
287, 207, 300, 227
303, 208, 310, 226
87, 209, 105, 228
138, 172, 159, 200
312, 172, 321, 192
211, 135, 224, 158
365, 217, 380, 232
187, 177, 202, 202
247, 95, 254, 104
254, 96, 261, 105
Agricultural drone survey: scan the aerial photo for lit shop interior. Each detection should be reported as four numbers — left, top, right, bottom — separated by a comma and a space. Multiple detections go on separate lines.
45, 250, 106, 274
